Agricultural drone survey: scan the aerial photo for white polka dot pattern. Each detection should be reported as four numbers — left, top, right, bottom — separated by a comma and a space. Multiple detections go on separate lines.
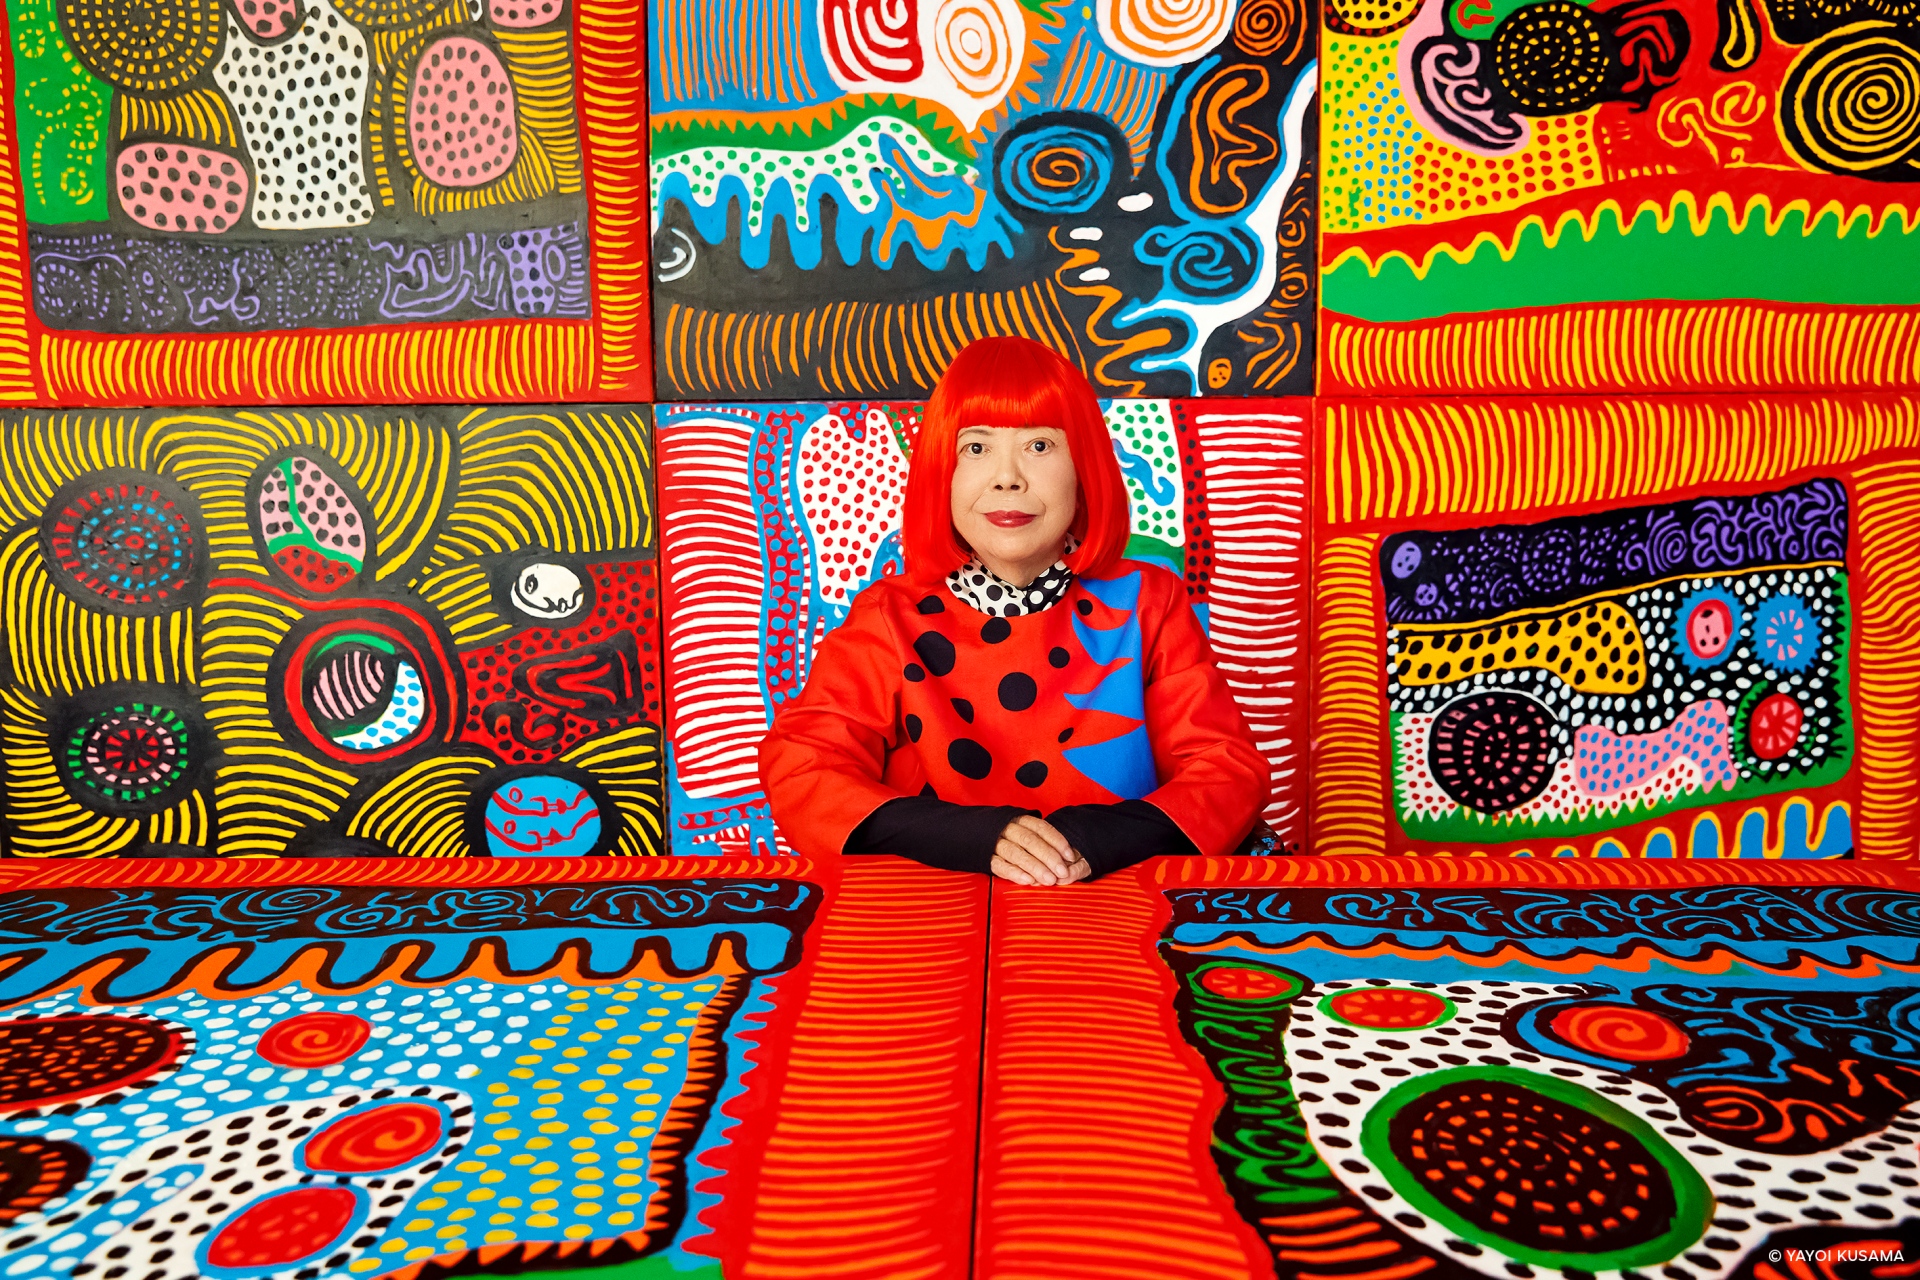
214, 0, 372, 229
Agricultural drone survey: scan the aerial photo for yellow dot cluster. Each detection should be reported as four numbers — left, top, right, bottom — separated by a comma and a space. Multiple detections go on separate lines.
345, 978, 720, 1270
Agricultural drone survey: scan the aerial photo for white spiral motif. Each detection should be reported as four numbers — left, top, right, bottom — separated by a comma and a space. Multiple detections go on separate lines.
1098, 0, 1238, 67
931, 0, 1024, 103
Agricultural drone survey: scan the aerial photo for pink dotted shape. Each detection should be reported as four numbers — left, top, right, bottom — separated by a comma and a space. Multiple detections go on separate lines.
408, 36, 519, 189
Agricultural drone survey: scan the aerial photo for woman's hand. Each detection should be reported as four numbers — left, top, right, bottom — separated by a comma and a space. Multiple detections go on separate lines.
991, 816, 1091, 885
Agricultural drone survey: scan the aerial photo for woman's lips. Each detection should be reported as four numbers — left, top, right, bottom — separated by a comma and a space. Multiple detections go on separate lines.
985, 511, 1037, 528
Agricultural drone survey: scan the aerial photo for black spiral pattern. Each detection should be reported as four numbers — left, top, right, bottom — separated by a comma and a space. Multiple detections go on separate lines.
1781, 23, 1920, 178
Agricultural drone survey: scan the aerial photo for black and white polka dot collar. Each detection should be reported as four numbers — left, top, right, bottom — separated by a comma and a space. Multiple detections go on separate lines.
946, 558, 1075, 618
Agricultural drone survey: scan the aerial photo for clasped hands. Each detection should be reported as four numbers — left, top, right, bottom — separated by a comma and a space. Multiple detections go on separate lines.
991, 814, 1092, 886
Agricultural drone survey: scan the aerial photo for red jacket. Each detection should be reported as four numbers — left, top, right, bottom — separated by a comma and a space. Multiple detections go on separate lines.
759, 562, 1269, 859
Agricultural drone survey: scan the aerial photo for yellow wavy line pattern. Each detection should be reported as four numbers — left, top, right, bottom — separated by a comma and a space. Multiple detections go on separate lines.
658, 283, 1085, 396
1322, 397, 1920, 525
424, 407, 655, 566
113, 88, 240, 148
563, 723, 666, 856
498, 28, 586, 193
1854, 456, 1920, 859
347, 752, 496, 857
1322, 304, 1920, 394
1309, 534, 1388, 856
140, 409, 457, 585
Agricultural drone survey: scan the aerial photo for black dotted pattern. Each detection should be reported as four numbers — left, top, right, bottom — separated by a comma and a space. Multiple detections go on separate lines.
945, 559, 1074, 618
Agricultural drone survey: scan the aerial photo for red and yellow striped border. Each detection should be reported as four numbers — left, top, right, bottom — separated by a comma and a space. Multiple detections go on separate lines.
0, 0, 649, 406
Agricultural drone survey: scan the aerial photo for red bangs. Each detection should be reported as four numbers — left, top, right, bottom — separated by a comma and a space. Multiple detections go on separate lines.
902, 337, 1130, 582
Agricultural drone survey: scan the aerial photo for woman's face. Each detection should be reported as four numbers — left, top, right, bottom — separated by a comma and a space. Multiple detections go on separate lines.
949, 425, 1078, 586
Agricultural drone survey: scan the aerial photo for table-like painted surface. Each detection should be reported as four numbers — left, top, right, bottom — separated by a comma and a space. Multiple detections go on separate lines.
0, 855, 1909, 1279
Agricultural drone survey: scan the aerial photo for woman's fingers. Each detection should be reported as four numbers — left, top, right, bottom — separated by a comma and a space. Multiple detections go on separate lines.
994, 837, 1062, 884
1000, 825, 1071, 879
990, 854, 1035, 885
1012, 815, 1076, 860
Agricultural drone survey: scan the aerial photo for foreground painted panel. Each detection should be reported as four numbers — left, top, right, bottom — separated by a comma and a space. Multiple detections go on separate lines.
978, 856, 1920, 1279
1311, 396, 1920, 858
647, 0, 1318, 399
657, 397, 1307, 854
0, 406, 663, 859
0, 854, 988, 1280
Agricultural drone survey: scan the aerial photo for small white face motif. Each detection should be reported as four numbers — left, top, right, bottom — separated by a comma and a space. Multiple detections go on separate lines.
511, 562, 586, 621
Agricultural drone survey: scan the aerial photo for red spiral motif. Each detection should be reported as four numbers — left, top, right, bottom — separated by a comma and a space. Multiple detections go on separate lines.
255, 1013, 371, 1069
823, 0, 924, 82
1548, 1004, 1691, 1061
302, 1103, 445, 1174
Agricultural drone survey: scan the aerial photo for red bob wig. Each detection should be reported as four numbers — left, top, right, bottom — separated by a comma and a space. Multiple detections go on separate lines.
902, 336, 1131, 583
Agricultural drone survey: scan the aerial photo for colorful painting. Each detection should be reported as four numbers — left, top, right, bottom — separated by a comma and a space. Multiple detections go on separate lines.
1318, 0, 1920, 393
0, 861, 821, 1279
646, 0, 1319, 399
1311, 396, 1920, 859
1160, 875, 1920, 1280
0, 405, 665, 859
0, 0, 648, 405
657, 397, 1307, 855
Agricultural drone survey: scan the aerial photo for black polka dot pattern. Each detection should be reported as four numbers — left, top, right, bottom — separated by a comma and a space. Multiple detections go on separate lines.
1048, 647, 1070, 668
904, 663, 925, 682
917, 595, 944, 615
913, 632, 956, 677
946, 558, 1073, 618
999, 672, 1036, 712
1015, 761, 1048, 787
213, 0, 372, 229
1076, 598, 1093, 616
904, 713, 922, 741
949, 738, 992, 779
1058, 728, 1073, 743
981, 617, 1011, 644
951, 697, 974, 724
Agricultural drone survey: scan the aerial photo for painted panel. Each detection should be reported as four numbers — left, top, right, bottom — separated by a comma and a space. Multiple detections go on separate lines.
657, 397, 1308, 854
977, 857, 1920, 1279
1318, 0, 1920, 394
646, 0, 1318, 399
0, 0, 648, 404
1310, 396, 1920, 858
0, 406, 665, 858
0, 853, 990, 1279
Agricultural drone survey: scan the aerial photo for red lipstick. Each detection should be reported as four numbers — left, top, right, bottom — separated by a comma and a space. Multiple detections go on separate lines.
985, 511, 1036, 528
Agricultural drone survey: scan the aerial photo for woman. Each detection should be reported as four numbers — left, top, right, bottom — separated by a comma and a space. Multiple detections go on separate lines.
758, 336, 1269, 884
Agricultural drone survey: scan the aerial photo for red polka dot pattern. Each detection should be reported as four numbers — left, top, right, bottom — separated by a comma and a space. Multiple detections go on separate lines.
458, 560, 661, 765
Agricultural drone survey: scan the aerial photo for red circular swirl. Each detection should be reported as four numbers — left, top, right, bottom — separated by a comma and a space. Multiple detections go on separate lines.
1326, 988, 1452, 1029
255, 1013, 371, 1069
206, 1187, 359, 1269
1549, 1004, 1691, 1061
301, 1103, 444, 1174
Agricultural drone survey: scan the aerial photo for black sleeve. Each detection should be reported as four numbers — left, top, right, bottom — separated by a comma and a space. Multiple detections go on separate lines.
1045, 799, 1198, 880
842, 795, 1034, 873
